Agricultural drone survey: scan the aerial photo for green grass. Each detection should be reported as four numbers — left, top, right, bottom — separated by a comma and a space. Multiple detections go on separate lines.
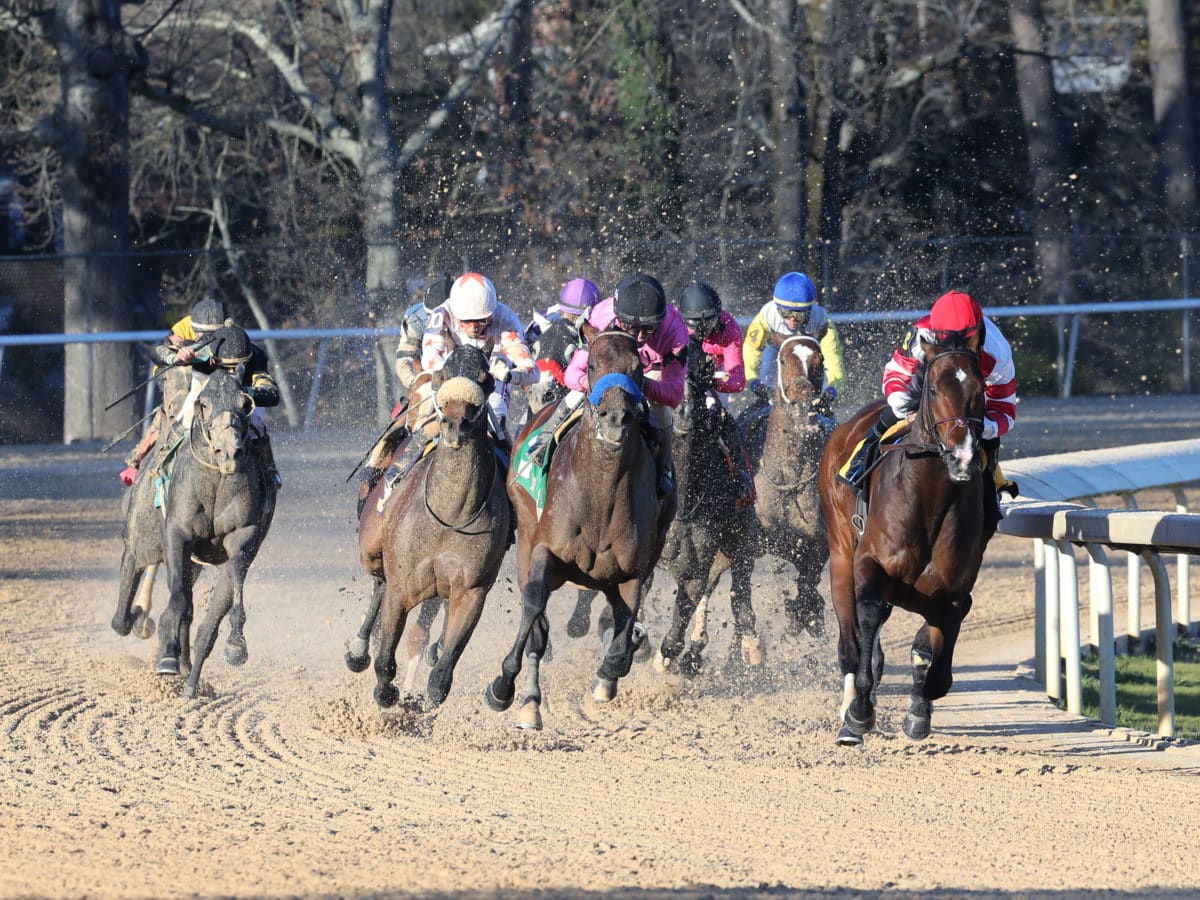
1078, 636, 1200, 740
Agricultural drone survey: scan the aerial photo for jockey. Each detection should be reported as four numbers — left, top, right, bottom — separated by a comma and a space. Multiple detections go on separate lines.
119, 296, 228, 486
743, 271, 845, 415
381, 272, 536, 489
840, 289, 1018, 529
357, 275, 454, 499
677, 281, 754, 502
159, 323, 282, 487
531, 277, 602, 386
533, 273, 687, 496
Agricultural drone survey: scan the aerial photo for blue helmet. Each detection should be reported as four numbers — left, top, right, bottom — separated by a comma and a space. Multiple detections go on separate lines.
772, 272, 816, 313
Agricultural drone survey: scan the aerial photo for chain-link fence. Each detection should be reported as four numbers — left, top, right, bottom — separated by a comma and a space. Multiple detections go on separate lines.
2, 234, 1198, 441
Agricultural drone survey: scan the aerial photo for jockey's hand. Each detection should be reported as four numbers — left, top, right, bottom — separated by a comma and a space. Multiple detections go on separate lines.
173, 345, 198, 365
750, 379, 771, 401
820, 385, 837, 404
489, 356, 513, 384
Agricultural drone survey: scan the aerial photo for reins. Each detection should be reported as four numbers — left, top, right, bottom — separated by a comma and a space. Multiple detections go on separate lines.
879, 348, 984, 461
422, 452, 499, 534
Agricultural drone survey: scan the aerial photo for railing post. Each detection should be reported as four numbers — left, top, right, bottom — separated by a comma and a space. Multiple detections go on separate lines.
1062, 314, 1080, 398
1140, 550, 1176, 738
1056, 540, 1083, 715
1183, 235, 1191, 393
1033, 540, 1046, 683
1119, 491, 1141, 652
1084, 543, 1117, 726
1043, 538, 1062, 701
304, 339, 329, 432
1175, 487, 1191, 635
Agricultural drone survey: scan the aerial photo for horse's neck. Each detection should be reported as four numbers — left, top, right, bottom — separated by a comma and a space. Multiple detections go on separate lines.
426, 431, 494, 522
575, 412, 650, 495
762, 405, 819, 477
884, 451, 976, 533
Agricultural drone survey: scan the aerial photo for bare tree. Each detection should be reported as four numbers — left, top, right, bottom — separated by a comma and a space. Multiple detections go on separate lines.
1147, 0, 1196, 227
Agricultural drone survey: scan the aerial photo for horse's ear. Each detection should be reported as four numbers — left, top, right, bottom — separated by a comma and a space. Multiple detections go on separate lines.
196, 397, 211, 420
966, 328, 983, 355
239, 393, 255, 416
482, 373, 496, 397
580, 320, 599, 344
431, 367, 446, 390
918, 334, 937, 360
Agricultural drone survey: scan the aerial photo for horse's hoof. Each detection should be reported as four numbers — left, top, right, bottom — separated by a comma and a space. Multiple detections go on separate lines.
591, 677, 617, 703
485, 678, 515, 712
156, 657, 180, 676
224, 639, 248, 667
422, 641, 441, 668
741, 634, 765, 667
835, 724, 865, 746
134, 613, 155, 640
181, 681, 197, 700
843, 710, 875, 736
632, 623, 653, 661
653, 649, 671, 675
111, 614, 132, 637
374, 683, 400, 709
903, 712, 932, 741
344, 649, 371, 673
677, 648, 704, 678
515, 700, 543, 730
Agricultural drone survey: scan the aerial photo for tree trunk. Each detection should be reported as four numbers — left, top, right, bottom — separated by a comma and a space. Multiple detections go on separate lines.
498, 0, 533, 242
1008, 0, 1072, 394
55, 0, 136, 442
1147, 0, 1197, 226
769, 0, 808, 250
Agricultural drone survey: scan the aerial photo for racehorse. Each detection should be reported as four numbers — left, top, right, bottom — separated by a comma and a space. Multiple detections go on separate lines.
153, 369, 276, 698
350, 346, 509, 708
749, 333, 830, 637
111, 365, 204, 644
818, 333, 987, 745
655, 335, 761, 675
486, 329, 674, 729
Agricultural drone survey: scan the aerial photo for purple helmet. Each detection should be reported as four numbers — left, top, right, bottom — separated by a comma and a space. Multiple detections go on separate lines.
558, 278, 601, 317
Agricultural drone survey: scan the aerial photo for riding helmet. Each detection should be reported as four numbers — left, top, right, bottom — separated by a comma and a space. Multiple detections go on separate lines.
558, 278, 601, 317
772, 272, 816, 313
678, 282, 721, 320
929, 290, 983, 340
447, 273, 497, 321
423, 274, 454, 311
614, 274, 666, 327
209, 325, 254, 368
191, 297, 228, 334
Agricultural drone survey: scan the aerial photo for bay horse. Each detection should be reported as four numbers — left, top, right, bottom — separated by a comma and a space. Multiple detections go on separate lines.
486, 329, 674, 729
749, 333, 831, 638
351, 346, 509, 708
818, 334, 986, 745
154, 369, 275, 698
656, 335, 761, 675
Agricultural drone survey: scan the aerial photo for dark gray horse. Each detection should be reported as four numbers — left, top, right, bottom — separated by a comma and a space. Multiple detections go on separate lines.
154, 369, 276, 698
656, 336, 761, 675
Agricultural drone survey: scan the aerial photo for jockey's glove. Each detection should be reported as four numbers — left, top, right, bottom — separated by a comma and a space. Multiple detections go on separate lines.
489, 356, 513, 384
820, 385, 837, 403
749, 379, 771, 401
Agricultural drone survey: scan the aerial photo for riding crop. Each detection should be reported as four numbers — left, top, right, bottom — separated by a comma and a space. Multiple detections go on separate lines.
344, 398, 410, 483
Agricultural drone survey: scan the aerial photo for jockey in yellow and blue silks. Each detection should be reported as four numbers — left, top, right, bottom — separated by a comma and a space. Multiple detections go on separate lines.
742, 272, 845, 414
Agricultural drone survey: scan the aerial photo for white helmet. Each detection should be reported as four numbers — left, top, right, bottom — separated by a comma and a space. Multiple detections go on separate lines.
448, 273, 497, 321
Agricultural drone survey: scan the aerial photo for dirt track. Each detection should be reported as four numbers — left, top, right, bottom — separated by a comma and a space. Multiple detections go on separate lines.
2, 396, 1200, 898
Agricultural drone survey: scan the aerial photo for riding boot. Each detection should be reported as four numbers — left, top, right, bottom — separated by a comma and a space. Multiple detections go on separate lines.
654, 425, 675, 496
981, 436, 1003, 534
528, 398, 577, 466
719, 411, 754, 502
379, 431, 431, 511
840, 412, 893, 494
253, 434, 282, 489
357, 466, 386, 519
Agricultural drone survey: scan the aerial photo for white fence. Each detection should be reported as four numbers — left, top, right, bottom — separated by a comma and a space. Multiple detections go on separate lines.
1000, 439, 1200, 738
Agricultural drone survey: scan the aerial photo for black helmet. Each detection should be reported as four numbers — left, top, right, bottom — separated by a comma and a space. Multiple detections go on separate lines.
208, 325, 253, 368
679, 282, 721, 320
424, 274, 454, 311
614, 274, 666, 328
191, 297, 228, 334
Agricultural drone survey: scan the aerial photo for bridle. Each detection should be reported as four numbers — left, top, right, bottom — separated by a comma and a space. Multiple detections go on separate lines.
586, 330, 644, 446
189, 392, 254, 473
776, 334, 822, 411
905, 348, 984, 462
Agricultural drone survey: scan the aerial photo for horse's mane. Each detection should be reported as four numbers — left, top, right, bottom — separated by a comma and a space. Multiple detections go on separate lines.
897, 333, 977, 416
198, 368, 244, 408
442, 344, 489, 379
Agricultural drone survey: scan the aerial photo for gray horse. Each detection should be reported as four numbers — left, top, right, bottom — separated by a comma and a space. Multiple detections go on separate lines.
154, 369, 276, 698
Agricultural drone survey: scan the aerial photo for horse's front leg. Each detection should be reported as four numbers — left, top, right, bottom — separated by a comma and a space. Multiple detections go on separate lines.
785, 542, 827, 638
155, 523, 195, 676
844, 559, 889, 740
183, 563, 237, 699
426, 590, 485, 709
727, 553, 763, 668
346, 576, 385, 673
905, 605, 964, 740
487, 546, 553, 713
403, 597, 441, 693
515, 607, 549, 730
656, 577, 701, 675
594, 578, 643, 701
372, 583, 408, 709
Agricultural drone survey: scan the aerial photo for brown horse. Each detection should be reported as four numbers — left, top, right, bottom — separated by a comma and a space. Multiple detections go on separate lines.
748, 333, 831, 637
351, 346, 508, 708
486, 329, 674, 729
818, 335, 986, 745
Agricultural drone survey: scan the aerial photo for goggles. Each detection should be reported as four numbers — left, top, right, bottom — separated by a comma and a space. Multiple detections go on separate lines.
615, 316, 662, 335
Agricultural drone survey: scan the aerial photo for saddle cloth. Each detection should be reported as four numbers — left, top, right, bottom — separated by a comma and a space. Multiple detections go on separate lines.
152, 431, 188, 513
512, 407, 585, 518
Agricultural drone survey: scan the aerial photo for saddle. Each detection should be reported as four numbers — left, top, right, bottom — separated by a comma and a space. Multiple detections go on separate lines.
512, 407, 585, 518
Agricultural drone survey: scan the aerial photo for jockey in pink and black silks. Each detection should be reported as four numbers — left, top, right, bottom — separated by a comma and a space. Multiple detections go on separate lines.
842, 289, 1018, 529
530, 273, 686, 496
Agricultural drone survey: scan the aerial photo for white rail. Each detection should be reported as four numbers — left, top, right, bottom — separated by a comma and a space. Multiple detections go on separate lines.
999, 440, 1200, 737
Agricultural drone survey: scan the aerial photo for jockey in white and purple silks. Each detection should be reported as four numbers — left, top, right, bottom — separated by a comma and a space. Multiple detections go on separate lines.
527, 273, 687, 496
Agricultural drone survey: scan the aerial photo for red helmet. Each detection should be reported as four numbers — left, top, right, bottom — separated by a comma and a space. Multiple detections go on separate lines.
929, 290, 983, 341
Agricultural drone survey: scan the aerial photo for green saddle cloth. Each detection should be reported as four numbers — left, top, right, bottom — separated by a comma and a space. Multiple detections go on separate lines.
153, 431, 187, 513
512, 408, 583, 519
